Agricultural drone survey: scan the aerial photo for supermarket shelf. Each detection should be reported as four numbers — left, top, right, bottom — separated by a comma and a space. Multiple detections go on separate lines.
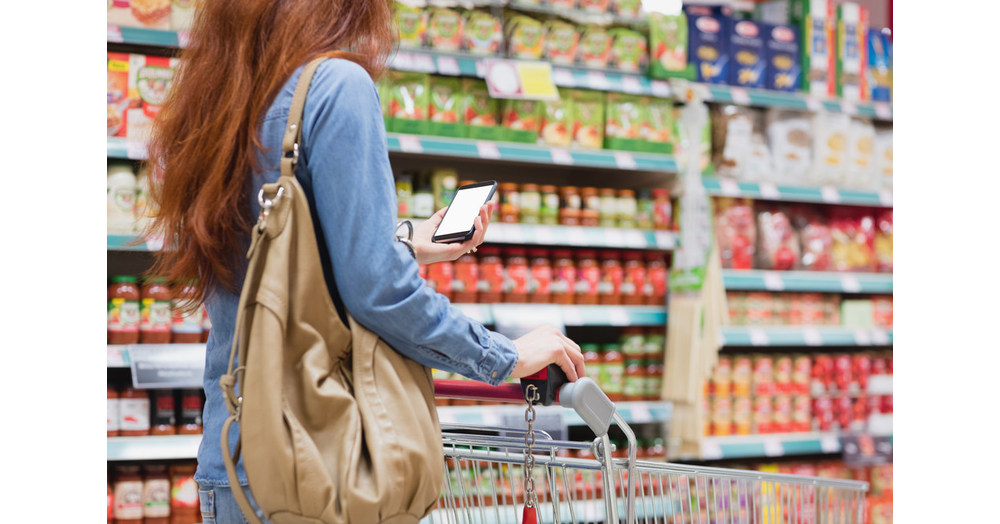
484, 223, 676, 250
108, 343, 208, 369
722, 269, 893, 294
107, 233, 161, 251
507, 0, 649, 27
692, 83, 892, 121
107, 434, 202, 461
455, 304, 667, 327
719, 326, 892, 347
107, 24, 187, 48
703, 177, 893, 207
696, 431, 894, 461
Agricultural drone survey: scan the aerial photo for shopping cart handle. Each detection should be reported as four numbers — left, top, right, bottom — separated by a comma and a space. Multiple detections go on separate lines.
518, 364, 568, 406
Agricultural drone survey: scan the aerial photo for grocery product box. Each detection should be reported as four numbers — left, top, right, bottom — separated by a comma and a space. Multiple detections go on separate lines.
462, 9, 502, 55
427, 77, 464, 138
867, 28, 892, 102
385, 71, 429, 135
506, 15, 546, 60
462, 79, 503, 141
604, 92, 647, 152
608, 28, 648, 72
649, 12, 696, 80
728, 19, 766, 89
543, 19, 580, 66
789, 0, 834, 97
427, 7, 464, 52
108, 0, 171, 30
170, 0, 195, 32
836, 2, 869, 101
127, 54, 179, 144
500, 99, 542, 143
539, 96, 572, 147
764, 23, 801, 91
685, 5, 732, 85
107, 53, 131, 138
394, 2, 427, 49
578, 26, 614, 69
570, 90, 605, 149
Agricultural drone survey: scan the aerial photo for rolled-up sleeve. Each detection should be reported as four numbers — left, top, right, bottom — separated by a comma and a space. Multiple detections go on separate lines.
297, 60, 517, 386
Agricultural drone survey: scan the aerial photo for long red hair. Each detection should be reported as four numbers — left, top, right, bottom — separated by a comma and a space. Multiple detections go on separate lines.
146, 0, 394, 307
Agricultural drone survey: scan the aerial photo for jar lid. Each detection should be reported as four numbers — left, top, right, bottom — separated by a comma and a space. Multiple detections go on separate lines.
552, 249, 573, 259
652, 188, 670, 198
599, 188, 616, 195
599, 250, 620, 259
602, 343, 621, 351
637, 188, 652, 199
111, 275, 138, 283
500, 182, 520, 190
623, 250, 643, 260
505, 247, 527, 257
576, 250, 596, 259
540, 185, 558, 192
144, 276, 169, 284
528, 248, 549, 258
478, 246, 501, 256
618, 189, 635, 196
458, 180, 477, 187
580, 186, 598, 194
521, 183, 539, 191
560, 186, 579, 192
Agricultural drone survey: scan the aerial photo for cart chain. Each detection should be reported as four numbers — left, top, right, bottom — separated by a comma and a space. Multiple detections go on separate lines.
523, 384, 539, 508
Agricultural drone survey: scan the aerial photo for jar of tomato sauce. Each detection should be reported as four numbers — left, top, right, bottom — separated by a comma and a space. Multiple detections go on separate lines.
119, 386, 150, 437
559, 186, 581, 226
645, 252, 668, 306
477, 247, 504, 303
598, 250, 623, 305
171, 282, 203, 344
550, 250, 576, 305
150, 389, 177, 436
527, 249, 552, 303
142, 464, 171, 524
169, 463, 199, 524
140, 277, 172, 344
113, 464, 144, 524
574, 250, 600, 305
621, 251, 647, 305
452, 254, 479, 303
582, 344, 602, 385
427, 261, 454, 301
503, 248, 529, 303
108, 276, 141, 345
652, 188, 672, 230
178, 389, 204, 435
645, 357, 664, 401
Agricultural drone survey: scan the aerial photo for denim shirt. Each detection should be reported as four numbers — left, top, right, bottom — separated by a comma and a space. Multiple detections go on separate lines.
195, 58, 519, 487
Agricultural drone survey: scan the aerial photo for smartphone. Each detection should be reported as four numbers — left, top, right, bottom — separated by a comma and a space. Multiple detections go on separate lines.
431, 180, 498, 243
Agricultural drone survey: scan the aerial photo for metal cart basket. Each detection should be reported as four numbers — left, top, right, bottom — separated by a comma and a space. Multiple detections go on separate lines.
429, 376, 868, 524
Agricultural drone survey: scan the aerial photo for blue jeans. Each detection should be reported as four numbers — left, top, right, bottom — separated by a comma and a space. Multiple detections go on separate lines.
199, 485, 272, 524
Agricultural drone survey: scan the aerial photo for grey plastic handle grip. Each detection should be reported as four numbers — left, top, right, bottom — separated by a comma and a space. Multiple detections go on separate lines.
557, 377, 616, 437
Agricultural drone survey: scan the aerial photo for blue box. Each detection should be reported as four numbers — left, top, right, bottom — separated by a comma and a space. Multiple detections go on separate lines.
867, 28, 892, 102
685, 5, 732, 84
728, 19, 766, 88
764, 23, 801, 91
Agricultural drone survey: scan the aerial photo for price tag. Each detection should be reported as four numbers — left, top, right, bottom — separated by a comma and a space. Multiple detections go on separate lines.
481, 410, 503, 428
562, 306, 584, 326
758, 182, 780, 200
762, 271, 785, 291
126, 141, 148, 160
719, 178, 741, 196
535, 226, 556, 245
624, 230, 646, 248
701, 440, 724, 460
654, 231, 675, 249
437, 409, 458, 424
614, 151, 637, 170
820, 434, 841, 453
840, 100, 858, 115
629, 404, 652, 423
399, 135, 423, 153
485, 59, 559, 100
476, 140, 501, 159
568, 226, 587, 245
586, 71, 611, 91
805, 96, 822, 112
749, 328, 770, 346
730, 87, 751, 106
107, 346, 127, 367
852, 329, 872, 346
413, 53, 437, 73
621, 75, 643, 94
820, 186, 841, 203
763, 438, 784, 457
840, 275, 862, 293
550, 68, 575, 88
603, 229, 626, 247
504, 224, 526, 243
176, 30, 191, 48
107, 24, 124, 43
144, 234, 165, 252
436, 56, 461, 76
608, 306, 630, 326
874, 102, 892, 120
878, 190, 893, 207
392, 52, 414, 70
651, 80, 671, 98
803, 328, 823, 347
871, 329, 890, 346
130, 344, 206, 389
550, 147, 574, 165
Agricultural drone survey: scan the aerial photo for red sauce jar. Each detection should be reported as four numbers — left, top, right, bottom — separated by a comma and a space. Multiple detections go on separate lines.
500, 182, 520, 223
598, 250, 624, 305
119, 386, 150, 437
171, 282, 203, 344
150, 389, 177, 436
621, 251, 647, 305
477, 247, 504, 303
107, 383, 120, 437
427, 261, 454, 301
113, 464, 144, 524
139, 277, 172, 344
550, 250, 577, 305
452, 254, 479, 303
177, 389, 203, 435
503, 248, 529, 303
574, 250, 600, 305
169, 463, 200, 524
645, 252, 668, 306
108, 276, 141, 345
528, 249, 552, 303
652, 188, 672, 230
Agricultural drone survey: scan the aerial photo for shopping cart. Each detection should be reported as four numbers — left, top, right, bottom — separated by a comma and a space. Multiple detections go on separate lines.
430, 368, 869, 524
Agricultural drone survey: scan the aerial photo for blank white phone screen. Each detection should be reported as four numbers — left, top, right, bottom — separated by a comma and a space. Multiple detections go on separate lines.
435, 185, 494, 237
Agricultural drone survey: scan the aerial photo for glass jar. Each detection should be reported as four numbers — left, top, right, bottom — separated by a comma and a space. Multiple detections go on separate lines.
519, 183, 541, 224
427, 261, 454, 301
582, 344, 602, 386
502, 248, 529, 303
598, 188, 618, 227
477, 247, 504, 303
645, 357, 663, 401
597, 250, 623, 305
150, 389, 177, 436
621, 251, 647, 305
645, 252, 668, 306
178, 389, 204, 435
395, 173, 414, 218
574, 250, 600, 305
580, 187, 601, 227
624, 358, 646, 401
142, 464, 171, 524
620, 326, 646, 358
169, 463, 200, 524
171, 282, 203, 344
107, 383, 120, 437
550, 250, 576, 305
113, 464, 144, 524
119, 386, 150, 437
652, 188, 672, 230
140, 277, 172, 344
108, 162, 137, 234
500, 182, 520, 223
527, 249, 552, 303
617, 189, 637, 229
452, 254, 479, 303
539, 185, 560, 225
559, 186, 581, 226
412, 182, 434, 219
635, 188, 655, 230
601, 344, 625, 402
108, 276, 141, 345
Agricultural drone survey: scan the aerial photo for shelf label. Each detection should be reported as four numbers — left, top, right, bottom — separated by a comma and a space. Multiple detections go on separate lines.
412, 54, 437, 73
805, 96, 822, 112
871, 329, 890, 346
437, 409, 458, 424
614, 151, 637, 170
654, 231, 675, 249
603, 228, 626, 247
535, 226, 556, 245
143, 234, 164, 252
392, 52, 414, 70
476, 140, 501, 159
126, 141, 148, 160
495, 305, 564, 340
852, 329, 872, 346
820, 186, 841, 203
107, 346, 127, 367
803, 328, 823, 346
840, 275, 862, 293
629, 404, 652, 423
399, 135, 423, 153
552, 68, 575, 87
874, 102, 892, 120
608, 306, 630, 326
730, 87, 751, 106
651, 80, 671, 98
867, 375, 893, 395
758, 182, 780, 200
763, 438, 784, 457
840, 100, 858, 115
567, 226, 587, 245
621, 75, 643, 94
586, 71, 611, 91
624, 230, 647, 248
504, 224, 526, 243
562, 306, 584, 326
719, 178, 741, 196
701, 440, 724, 460
842, 435, 892, 467
820, 434, 841, 453
550, 147, 574, 165
878, 190, 893, 207
129, 344, 206, 389
176, 30, 191, 48
749, 328, 770, 346
436, 56, 461, 76
762, 271, 785, 291
107, 24, 124, 43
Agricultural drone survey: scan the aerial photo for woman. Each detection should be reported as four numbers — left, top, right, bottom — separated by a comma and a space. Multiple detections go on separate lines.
146, 1, 586, 522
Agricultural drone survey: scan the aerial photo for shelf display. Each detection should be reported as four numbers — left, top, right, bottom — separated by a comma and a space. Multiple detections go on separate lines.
109, 276, 211, 344
109, 461, 200, 524
108, 385, 205, 438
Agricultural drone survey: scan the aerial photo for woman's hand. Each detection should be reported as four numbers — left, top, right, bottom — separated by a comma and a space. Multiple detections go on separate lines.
411, 203, 493, 266
509, 325, 586, 382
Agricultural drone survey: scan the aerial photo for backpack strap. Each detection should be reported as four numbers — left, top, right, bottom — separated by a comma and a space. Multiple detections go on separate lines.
280, 57, 327, 180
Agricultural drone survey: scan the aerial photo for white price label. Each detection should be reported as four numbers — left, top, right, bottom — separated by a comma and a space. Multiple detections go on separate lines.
550, 147, 574, 165
603, 229, 626, 247
608, 306, 630, 326
749, 328, 770, 346
654, 231, 675, 249
874, 102, 892, 120
805, 96, 822, 112
820, 434, 841, 453
840, 100, 858, 115
413, 54, 437, 73
803, 328, 823, 346
730, 87, 751, 105
871, 329, 890, 346
436, 57, 461, 76
820, 186, 841, 203
624, 230, 646, 248
702, 440, 724, 460
762, 271, 785, 291
758, 182, 780, 200
126, 140, 148, 160
392, 52, 414, 70
878, 190, 893, 207
586, 71, 611, 90
621, 75, 643, 94
840, 275, 862, 293
176, 30, 191, 48
614, 151, 637, 170
553, 68, 576, 86
651, 80, 671, 98
629, 404, 653, 423
476, 141, 501, 159
437, 409, 458, 424
504, 225, 526, 243
562, 306, 584, 326
568, 226, 587, 245
107, 24, 124, 43
720, 178, 741, 196
763, 438, 784, 457
399, 135, 423, 153
481, 410, 502, 427
474, 60, 486, 77
107, 346, 126, 367
535, 226, 556, 245
853, 330, 872, 346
